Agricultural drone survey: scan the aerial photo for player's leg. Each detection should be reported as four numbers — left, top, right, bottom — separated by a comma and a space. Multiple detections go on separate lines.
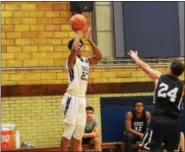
124, 132, 136, 152
71, 137, 82, 151
179, 132, 184, 152
79, 144, 83, 152
139, 118, 164, 152
61, 94, 77, 151
89, 137, 102, 151
61, 123, 75, 151
79, 138, 91, 151
72, 97, 86, 151
163, 120, 180, 152
72, 123, 85, 151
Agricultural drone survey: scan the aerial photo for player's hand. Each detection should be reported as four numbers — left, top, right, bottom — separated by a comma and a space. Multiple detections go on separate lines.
86, 27, 92, 41
128, 50, 139, 61
140, 133, 144, 138
138, 132, 144, 138
75, 30, 82, 36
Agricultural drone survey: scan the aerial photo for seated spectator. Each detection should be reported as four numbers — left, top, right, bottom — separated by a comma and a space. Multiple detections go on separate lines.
124, 100, 151, 152
79, 106, 102, 151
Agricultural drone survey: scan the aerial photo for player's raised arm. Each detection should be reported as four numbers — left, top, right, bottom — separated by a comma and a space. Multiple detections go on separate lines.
67, 31, 82, 69
128, 50, 161, 81
86, 27, 103, 65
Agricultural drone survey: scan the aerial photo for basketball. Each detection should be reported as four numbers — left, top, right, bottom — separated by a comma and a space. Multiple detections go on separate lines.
70, 14, 87, 31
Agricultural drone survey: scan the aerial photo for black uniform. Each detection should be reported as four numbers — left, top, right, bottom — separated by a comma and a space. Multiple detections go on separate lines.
124, 110, 147, 152
140, 74, 184, 151
131, 110, 147, 136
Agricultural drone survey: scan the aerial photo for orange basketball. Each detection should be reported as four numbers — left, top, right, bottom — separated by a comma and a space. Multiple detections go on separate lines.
70, 14, 87, 31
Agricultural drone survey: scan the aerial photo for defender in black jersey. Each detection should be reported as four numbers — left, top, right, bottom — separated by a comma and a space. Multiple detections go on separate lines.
128, 50, 185, 152
124, 101, 151, 152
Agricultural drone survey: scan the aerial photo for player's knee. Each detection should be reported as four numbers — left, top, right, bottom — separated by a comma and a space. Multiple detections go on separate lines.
94, 137, 100, 145
126, 133, 134, 139
180, 132, 184, 139
73, 125, 85, 140
62, 123, 75, 140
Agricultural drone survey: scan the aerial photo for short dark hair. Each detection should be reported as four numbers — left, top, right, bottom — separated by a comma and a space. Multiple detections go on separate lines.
68, 38, 84, 50
133, 100, 144, 107
170, 59, 185, 77
86, 106, 94, 112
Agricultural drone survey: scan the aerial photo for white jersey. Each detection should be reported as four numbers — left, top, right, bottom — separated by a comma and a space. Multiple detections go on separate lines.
66, 56, 89, 97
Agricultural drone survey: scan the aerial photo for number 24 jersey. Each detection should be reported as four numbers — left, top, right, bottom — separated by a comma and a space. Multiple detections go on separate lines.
153, 74, 184, 117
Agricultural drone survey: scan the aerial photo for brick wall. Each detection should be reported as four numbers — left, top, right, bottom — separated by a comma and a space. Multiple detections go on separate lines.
2, 92, 154, 147
2, 2, 90, 68
2, 67, 137, 85
3, 66, 184, 85
2, 96, 63, 147
2, 65, 183, 147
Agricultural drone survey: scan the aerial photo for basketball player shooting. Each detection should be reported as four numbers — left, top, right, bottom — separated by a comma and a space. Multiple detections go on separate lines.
128, 50, 185, 152
60, 23, 102, 151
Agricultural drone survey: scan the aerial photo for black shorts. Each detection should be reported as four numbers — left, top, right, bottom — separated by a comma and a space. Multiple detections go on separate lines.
139, 116, 180, 151
82, 138, 92, 144
123, 132, 141, 143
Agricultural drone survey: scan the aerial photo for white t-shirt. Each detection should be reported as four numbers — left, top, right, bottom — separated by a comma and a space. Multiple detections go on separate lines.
66, 56, 90, 97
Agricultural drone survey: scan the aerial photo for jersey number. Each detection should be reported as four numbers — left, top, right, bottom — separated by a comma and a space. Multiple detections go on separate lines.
81, 72, 88, 81
81, 65, 88, 81
134, 126, 142, 132
157, 83, 179, 102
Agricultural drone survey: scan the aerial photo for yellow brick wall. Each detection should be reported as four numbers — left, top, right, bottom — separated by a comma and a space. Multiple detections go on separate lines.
2, 66, 184, 85
1, 2, 91, 68
2, 2, 184, 86
2, 96, 63, 147
2, 93, 153, 147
